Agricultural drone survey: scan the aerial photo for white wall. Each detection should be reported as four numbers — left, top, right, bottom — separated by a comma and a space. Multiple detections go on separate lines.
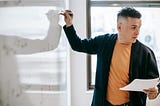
68, 0, 93, 106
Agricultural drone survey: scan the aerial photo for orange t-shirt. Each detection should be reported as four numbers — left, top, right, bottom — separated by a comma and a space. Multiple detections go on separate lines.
106, 40, 132, 105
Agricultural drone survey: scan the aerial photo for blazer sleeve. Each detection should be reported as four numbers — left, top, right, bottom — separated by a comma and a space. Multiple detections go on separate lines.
147, 50, 159, 78
147, 50, 160, 93
63, 25, 105, 54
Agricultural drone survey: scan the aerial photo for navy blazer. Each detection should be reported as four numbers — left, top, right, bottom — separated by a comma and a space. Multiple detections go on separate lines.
63, 25, 160, 106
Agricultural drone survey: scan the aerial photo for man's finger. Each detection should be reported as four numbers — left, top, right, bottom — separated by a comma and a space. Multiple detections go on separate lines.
59, 10, 73, 16
143, 89, 149, 93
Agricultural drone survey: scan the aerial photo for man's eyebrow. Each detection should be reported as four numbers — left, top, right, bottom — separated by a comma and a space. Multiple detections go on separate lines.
131, 25, 141, 27
131, 25, 138, 27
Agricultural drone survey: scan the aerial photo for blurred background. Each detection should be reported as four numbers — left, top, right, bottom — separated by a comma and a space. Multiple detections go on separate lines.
0, 0, 160, 106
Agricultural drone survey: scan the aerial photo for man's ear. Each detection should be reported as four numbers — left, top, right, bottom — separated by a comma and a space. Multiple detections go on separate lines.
117, 23, 122, 32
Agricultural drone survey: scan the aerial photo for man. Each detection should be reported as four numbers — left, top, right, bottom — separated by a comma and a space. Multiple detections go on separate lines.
61, 7, 160, 106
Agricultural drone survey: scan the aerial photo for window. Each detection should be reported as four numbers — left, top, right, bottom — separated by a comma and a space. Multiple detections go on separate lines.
16, 37, 67, 91
0, 2, 67, 91
87, 0, 160, 89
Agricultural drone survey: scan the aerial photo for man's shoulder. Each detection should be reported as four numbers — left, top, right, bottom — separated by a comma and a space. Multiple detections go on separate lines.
136, 40, 154, 54
96, 33, 117, 40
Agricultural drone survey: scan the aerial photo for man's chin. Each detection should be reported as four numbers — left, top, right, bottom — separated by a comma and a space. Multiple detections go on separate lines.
132, 39, 137, 43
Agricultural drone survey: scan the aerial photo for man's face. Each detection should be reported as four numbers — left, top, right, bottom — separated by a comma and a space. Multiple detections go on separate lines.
117, 17, 142, 44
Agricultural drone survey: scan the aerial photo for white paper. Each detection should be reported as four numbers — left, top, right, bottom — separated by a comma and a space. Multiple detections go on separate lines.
120, 78, 160, 92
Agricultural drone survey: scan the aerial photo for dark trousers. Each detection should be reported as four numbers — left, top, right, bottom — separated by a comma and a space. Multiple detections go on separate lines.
104, 100, 134, 106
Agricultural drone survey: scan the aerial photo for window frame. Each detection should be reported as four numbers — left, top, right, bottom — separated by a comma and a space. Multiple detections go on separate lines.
0, 0, 65, 7
86, 0, 160, 90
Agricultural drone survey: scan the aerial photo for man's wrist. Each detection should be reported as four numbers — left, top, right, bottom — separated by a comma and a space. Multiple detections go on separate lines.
63, 24, 73, 29
66, 24, 73, 27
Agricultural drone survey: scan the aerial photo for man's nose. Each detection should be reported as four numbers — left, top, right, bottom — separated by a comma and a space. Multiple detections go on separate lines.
135, 28, 140, 35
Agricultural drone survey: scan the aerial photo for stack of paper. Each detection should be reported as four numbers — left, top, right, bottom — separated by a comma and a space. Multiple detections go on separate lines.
120, 78, 160, 92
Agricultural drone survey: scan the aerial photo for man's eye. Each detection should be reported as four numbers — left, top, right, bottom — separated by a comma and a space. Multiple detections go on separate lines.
131, 27, 136, 30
